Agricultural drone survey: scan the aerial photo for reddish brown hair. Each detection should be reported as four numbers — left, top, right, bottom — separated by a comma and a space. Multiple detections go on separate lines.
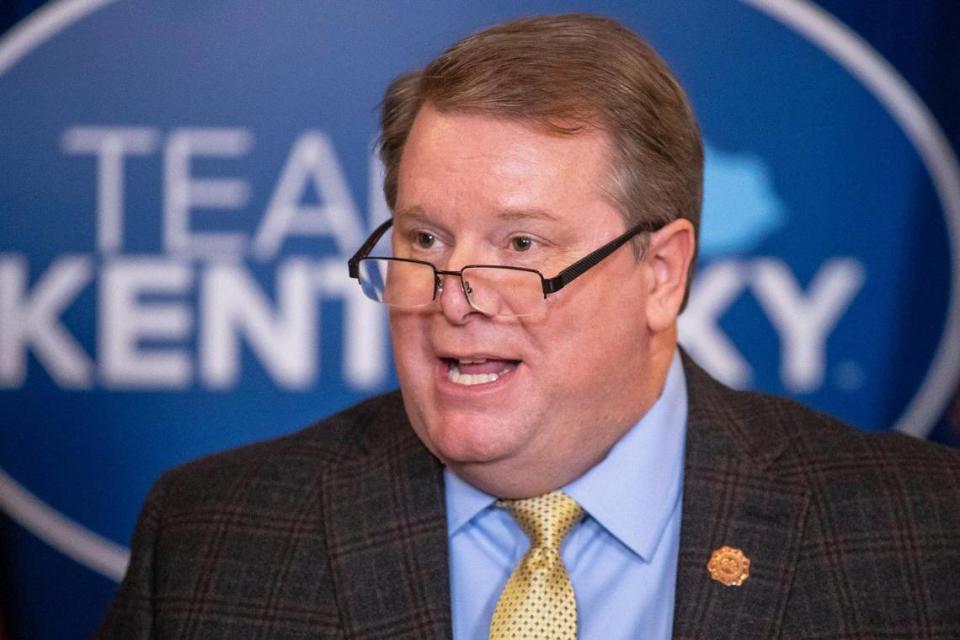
380, 13, 703, 295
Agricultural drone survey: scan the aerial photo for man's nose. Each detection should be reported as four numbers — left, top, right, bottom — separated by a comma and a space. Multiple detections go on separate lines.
437, 271, 480, 323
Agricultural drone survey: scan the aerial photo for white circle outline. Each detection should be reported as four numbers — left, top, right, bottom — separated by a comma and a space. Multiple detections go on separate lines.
0, 0, 957, 582
0, 0, 129, 583
0, 467, 128, 581
742, 0, 960, 438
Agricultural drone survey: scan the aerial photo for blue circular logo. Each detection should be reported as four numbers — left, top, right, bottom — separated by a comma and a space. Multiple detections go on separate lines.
0, 3, 957, 634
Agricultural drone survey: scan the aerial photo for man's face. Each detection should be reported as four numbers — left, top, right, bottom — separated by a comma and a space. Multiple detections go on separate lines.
391, 104, 668, 497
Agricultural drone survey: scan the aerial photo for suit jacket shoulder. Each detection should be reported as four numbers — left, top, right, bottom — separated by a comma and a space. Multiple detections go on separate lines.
675, 354, 960, 639
97, 391, 451, 640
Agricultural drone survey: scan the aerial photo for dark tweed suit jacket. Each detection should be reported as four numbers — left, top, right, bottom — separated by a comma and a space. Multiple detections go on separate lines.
98, 357, 960, 639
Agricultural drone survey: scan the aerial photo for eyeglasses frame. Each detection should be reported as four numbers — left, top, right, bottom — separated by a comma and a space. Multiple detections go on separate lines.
347, 217, 667, 307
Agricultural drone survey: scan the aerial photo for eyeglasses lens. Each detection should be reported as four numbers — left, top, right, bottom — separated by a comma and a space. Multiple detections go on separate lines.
358, 258, 543, 317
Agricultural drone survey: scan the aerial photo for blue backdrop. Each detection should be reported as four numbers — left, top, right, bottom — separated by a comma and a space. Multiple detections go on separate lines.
1, 1, 958, 637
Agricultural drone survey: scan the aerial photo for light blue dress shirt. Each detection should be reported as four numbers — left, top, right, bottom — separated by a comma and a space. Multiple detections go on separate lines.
445, 352, 688, 640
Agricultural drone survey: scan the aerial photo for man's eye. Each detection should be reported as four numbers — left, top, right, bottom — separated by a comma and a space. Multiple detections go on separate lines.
415, 232, 436, 249
510, 236, 534, 252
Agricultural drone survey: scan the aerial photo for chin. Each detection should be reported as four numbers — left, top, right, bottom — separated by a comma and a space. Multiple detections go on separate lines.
420, 409, 527, 467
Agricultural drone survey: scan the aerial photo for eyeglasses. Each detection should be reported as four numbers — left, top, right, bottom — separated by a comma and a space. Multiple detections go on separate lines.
347, 218, 665, 317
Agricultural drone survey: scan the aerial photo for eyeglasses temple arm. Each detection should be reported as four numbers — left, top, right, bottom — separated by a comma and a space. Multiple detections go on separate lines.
541, 220, 663, 294
348, 218, 394, 278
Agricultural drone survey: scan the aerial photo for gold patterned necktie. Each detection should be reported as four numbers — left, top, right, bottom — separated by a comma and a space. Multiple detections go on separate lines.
489, 491, 585, 640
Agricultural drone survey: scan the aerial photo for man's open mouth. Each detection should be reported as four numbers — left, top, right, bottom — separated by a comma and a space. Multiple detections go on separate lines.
443, 358, 520, 386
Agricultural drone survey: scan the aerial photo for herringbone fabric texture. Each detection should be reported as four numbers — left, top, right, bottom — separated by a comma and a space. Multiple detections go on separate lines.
489, 492, 583, 640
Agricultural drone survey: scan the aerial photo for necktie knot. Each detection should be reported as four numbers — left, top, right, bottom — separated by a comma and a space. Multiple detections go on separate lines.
498, 491, 584, 552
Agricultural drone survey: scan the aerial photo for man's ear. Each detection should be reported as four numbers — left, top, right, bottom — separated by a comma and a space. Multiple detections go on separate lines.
644, 219, 696, 333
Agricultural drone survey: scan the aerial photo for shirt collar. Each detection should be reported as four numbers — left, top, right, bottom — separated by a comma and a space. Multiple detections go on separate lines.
565, 351, 687, 560
445, 351, 688, 562
445, 464, 497, 535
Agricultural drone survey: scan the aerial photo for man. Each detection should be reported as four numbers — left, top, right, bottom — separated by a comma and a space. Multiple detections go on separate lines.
99, 13, 960, 639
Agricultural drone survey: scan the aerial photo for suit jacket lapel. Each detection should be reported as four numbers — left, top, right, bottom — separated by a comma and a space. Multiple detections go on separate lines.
321, 394, 452, 640
673, 355, 810, 639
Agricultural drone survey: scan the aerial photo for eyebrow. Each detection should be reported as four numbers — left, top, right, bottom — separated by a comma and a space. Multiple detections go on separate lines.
393, 206, 432, 226
495, 208, 560, 222
393, 206, 560, 225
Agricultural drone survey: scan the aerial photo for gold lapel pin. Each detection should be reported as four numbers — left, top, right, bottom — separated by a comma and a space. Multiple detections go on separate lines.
707, 545, 750, 586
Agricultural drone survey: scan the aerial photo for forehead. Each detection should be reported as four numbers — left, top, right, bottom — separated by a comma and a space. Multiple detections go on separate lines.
395, 105, 617, 229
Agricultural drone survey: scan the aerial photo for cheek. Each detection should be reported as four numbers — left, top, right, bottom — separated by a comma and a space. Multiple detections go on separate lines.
389, 313, 430, 379
540, 279, 647, 377
389, 314, 437, 444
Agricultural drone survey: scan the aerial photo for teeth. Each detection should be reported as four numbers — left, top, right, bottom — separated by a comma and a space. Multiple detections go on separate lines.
447, 363, 499, 386
458, 358, 486, 365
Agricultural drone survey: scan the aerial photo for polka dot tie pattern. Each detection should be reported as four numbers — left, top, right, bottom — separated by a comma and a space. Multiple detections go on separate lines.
488, 491, 585, 640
